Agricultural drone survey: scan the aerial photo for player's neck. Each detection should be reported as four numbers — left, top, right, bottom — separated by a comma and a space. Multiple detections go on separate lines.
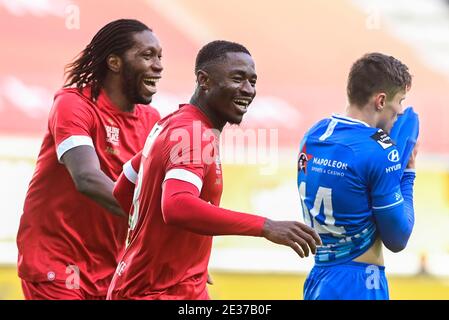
346, 104, 377, 128
190, 93, 226, 131
102, 80, 134, 112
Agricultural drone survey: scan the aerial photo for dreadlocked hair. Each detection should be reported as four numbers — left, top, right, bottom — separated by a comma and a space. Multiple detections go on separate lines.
64, 19, 151, 101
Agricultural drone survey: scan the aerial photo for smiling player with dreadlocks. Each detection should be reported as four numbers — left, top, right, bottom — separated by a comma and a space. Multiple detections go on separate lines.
16, 19, 162, 300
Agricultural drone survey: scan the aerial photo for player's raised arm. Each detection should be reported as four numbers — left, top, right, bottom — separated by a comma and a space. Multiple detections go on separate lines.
297, 52, 415, 300
372, 145, 418, 252
373, 109, 419, 252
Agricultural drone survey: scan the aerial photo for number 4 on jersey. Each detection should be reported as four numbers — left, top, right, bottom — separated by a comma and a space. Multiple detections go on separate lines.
298, 182, 346, 236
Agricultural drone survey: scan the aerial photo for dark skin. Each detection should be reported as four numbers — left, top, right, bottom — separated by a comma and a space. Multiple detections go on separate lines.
62, 30, 163, 217
190, 52, 322, 258
103, 30, 163, 112
62, 146, 124, 216
191, 52, 257, 131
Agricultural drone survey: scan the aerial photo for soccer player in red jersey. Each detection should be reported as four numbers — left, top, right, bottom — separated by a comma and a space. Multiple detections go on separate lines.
107, 40, 322, 300
16, 19, 163, 300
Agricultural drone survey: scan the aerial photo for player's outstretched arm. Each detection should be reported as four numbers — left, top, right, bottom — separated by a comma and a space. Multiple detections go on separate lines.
62, 145, 126, 217
161, 179, 321, 257
373, 172, 415, 252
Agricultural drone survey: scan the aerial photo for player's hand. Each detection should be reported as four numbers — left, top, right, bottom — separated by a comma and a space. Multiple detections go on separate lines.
261, 219, 322, 258
406, 141, 419, 169
207, 272, 214, 285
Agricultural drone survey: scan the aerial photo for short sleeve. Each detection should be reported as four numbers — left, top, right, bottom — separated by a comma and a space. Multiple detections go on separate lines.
122, 151, 142, 184
49, 91, 95, 162
163, 124, 218, 193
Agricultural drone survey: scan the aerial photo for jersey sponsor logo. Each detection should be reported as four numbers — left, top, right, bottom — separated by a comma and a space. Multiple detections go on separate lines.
386, 163, 401, 173
105, 125, 120, 146
388, 149, 400, 163
370, 129, 395, 149
310, 157, 348, 177
298, 145, 313, 174
312, 157, 348, 170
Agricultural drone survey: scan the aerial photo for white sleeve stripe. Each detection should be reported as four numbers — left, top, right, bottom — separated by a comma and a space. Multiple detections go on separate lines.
319, 119, 338, 141
404, 169, 416, 173
372, 199, 404, 210
123, 160, 138, 184
163, 169, 203, 193
56, 135, 94, 162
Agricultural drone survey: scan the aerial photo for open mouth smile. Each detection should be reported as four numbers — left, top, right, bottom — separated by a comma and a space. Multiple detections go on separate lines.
233, 98, 252, 113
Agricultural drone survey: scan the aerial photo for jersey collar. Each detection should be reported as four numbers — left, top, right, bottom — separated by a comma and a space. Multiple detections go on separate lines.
179, 104, 215, 129
331, 114, 370, 127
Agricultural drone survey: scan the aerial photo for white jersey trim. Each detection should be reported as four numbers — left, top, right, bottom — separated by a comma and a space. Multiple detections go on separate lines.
164, 168, 203, 193
331, 114, 370, 127
123, 160, 138, 184
319, 119, 338, 141
57, 135, 94, 162
372, 198, 404, 210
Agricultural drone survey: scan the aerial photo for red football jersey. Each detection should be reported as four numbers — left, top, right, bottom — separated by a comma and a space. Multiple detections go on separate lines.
112, 151, 142, 215
108, 104, 265, 300
108, 104, 223, 299
17, 87, 160, 296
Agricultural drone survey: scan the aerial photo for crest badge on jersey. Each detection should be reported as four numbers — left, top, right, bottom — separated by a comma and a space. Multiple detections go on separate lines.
298, 144, 313, 174
105, 125, 120, 146
370, 129, 395, 149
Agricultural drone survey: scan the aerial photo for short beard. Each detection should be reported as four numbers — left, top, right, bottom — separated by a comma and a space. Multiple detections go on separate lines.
121, 60, 152, 106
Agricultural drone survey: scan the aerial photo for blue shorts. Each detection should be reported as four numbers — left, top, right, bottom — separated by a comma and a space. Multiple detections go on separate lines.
303, 261, 389, 300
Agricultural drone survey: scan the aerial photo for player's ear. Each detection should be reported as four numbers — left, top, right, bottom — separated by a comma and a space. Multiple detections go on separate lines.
196, 70, 210, 92
107, 54, 121, 73
375, 93, 386, 111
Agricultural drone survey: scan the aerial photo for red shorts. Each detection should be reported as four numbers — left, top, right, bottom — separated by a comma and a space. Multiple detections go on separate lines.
21, 280, 105, 300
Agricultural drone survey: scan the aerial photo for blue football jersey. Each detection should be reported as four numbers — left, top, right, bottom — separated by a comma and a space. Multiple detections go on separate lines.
389, 107, 419, 177
297, 114, 404, 265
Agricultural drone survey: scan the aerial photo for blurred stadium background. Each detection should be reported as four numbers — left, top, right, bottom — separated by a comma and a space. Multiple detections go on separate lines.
1, 0, 449, 299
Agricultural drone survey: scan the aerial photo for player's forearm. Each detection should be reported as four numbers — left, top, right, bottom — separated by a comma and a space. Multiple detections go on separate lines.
112, 172, 135, 214
374, 171, 415, 252
74, 170, 126, 217
161, 181, 265, 236
400, 170, 416, 231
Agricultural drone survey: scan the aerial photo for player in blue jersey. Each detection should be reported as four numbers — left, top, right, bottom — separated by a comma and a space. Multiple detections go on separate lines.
297, 52, 418, 300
